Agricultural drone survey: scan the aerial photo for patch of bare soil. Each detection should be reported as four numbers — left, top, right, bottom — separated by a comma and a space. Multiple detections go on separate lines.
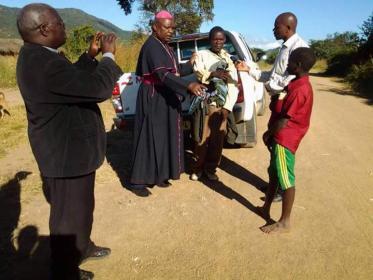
1, 76, 373, 279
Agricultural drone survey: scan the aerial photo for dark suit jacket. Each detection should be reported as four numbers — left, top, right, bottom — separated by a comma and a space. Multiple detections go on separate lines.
16, 43, 123, 178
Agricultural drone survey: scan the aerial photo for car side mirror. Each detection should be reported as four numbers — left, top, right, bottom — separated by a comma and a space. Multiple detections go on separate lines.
255, 52, 267, 62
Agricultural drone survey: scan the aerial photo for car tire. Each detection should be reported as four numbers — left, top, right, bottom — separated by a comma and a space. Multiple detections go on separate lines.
257, 86, 267, 116
235, 103, 257, 148
240, 141, 257, 148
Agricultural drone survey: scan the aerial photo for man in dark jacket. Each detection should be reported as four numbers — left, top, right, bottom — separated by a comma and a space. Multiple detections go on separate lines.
16, 3, 122, 279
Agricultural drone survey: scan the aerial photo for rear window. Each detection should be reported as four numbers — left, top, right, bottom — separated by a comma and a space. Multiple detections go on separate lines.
196, 39, 210, 51
223, 41, 237, 55
175, 35, 238, 62
179, 40, 195, 61
196, 37, 237, 55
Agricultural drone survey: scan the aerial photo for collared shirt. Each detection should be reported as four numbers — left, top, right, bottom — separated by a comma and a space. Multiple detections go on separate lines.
249, 33, 308, 95
193, 48, 239, 111
270, 75, 313, 153
43, 46, 58, 53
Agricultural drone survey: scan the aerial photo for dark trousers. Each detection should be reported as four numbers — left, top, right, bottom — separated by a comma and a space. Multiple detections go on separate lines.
193, 105, 227, 173
42, 172, 95, 279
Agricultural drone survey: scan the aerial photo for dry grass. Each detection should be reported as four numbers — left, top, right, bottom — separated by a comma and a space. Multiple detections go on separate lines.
0, 37, 146, 90
258, 59, 328, 74
311, 59, 327, 74
116, 38, 147, 72
0, 105, 27, 159
0, 56, 17, 88
0, 39, 22, 55
257, 61, 273, 71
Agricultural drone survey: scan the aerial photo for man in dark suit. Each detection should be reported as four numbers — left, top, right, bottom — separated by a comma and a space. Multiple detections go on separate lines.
16, 3, 122, 279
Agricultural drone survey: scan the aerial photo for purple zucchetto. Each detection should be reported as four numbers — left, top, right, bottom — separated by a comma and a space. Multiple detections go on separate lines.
155, 10, 173, 20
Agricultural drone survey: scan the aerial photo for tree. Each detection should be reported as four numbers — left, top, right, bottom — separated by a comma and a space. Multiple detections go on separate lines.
117, 0, 214, 34
310, 32, 359, 60
117, 0, 136, 15
360, 12, 373, 43
358, 13, 373, 60
64, 25, 95, 61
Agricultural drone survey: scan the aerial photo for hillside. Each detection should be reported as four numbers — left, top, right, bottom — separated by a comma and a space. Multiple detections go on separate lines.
0, 4, 132, 40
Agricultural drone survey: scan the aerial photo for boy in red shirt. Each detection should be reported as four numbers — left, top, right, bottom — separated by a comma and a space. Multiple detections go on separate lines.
259, 47, 316, 233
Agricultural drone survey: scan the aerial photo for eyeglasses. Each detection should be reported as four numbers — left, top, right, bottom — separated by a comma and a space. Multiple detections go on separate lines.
32, 20, 65, 31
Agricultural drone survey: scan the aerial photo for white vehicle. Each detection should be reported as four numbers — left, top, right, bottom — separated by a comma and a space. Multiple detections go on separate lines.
112, 31, 266, 147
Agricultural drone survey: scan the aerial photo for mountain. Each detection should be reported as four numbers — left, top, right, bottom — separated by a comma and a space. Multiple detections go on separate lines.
0, 4, 132, 40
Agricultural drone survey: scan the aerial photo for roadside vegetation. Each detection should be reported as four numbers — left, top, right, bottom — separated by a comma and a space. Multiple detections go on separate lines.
310, 13, 373, 101
63, 25, 146, 72
2, 12, 371, 91
0, 56, 17, 88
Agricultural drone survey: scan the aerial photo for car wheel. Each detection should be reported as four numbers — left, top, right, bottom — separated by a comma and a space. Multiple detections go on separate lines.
257, 86, 267, 116
235, 103, 257, 148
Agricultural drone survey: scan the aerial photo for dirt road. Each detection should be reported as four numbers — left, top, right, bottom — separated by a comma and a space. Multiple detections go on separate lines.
1, 76, 372, 279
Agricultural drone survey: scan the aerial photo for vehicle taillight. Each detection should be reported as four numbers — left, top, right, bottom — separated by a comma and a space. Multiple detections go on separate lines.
112, 83, 120, 96
236, 77, 244, 103
112, 97, 123, 113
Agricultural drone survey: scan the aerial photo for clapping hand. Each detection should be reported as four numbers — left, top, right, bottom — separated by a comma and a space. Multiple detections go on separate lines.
101, 33, 117, 55
87, 32, 104, 58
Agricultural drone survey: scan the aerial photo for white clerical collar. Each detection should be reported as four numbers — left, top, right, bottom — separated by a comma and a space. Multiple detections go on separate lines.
283, 33, 299, 48
43, 46, 59, 53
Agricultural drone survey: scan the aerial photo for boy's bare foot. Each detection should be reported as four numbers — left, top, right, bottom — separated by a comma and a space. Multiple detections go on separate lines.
260, 221, 290, 234
255, 206, 270, 221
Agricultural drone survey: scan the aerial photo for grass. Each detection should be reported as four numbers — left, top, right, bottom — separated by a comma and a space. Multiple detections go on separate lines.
311, 59, 327, 74
257, 60, 273, 71
0, 105, 27, 159
0, 56, 17, 88
116, 38, 147, 72
259, 59, 328, 74
0, 36, 145, 91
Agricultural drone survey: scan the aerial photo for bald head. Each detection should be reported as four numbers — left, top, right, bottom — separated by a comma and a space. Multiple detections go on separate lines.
17, 3, 52, 40
277, 12, 298, 32
273, 12, 298, 41
17, 3, 66, 48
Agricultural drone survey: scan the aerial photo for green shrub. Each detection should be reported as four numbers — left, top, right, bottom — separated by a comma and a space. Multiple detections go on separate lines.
310, 32, 360, 76
346, 59, 373, 99
64, 25, 95, 61
326, 50, 356, 76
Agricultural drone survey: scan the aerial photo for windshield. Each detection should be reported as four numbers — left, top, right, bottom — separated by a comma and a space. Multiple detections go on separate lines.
239, 34, 254, 61
179, 40, 196, 61
176, 35, 239, 62
196, 37, 237, 55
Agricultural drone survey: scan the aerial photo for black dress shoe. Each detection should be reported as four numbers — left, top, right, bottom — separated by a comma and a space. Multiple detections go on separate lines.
81, 246, 111, 264
157, 180, 171, 188
80, 269, 94, 280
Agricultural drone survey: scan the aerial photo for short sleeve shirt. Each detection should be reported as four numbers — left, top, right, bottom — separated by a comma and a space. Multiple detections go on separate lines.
270, 75, 313, 153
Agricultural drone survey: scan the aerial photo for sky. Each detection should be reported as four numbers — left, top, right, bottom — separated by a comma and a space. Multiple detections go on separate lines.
1, 0, 372, 49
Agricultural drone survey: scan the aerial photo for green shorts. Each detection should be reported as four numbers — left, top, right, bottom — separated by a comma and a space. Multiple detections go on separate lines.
268, 143, 295, 190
